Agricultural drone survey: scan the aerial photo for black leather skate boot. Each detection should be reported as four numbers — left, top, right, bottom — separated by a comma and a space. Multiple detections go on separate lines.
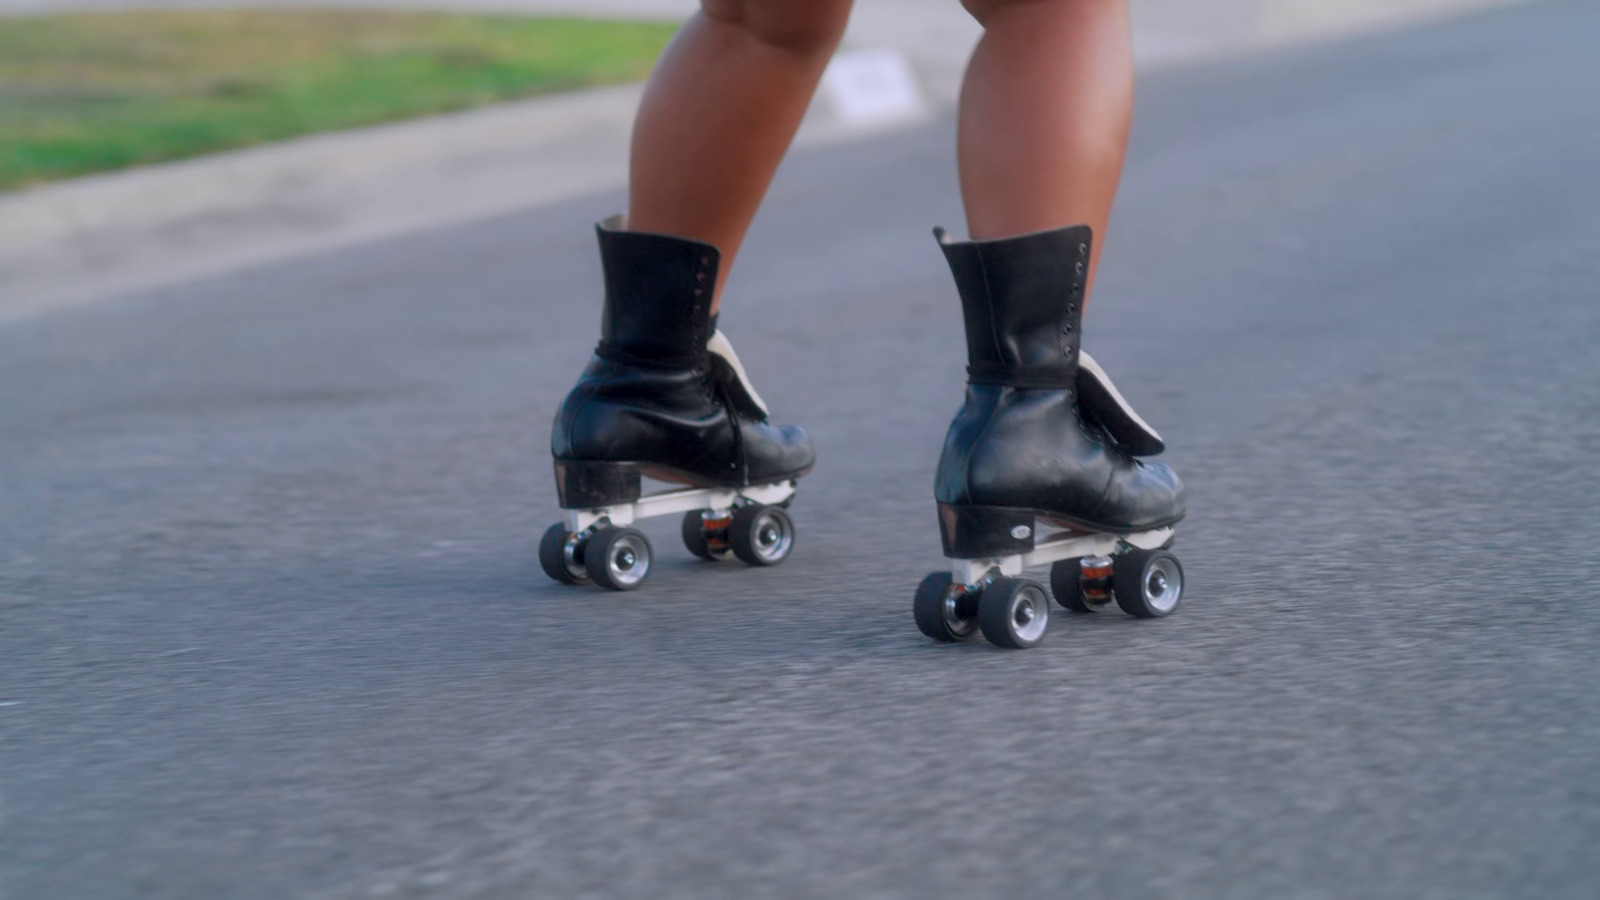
550, 215, 815, 509
933, 225, 1185, 558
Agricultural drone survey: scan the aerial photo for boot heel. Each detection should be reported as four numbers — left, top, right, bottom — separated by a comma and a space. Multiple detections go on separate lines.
554, 460, 642, 509
937, 504, 1037, 559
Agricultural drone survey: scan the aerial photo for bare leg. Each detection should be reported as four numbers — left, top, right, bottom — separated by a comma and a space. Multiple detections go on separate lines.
628, 0, 853, 311
957, 0, 1134, 304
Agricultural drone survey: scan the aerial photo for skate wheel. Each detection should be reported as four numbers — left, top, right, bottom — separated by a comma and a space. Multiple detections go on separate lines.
913, 572, 979, 642
681, 510, 732, 562
539, 522, 589, 585
729, 504, 794, 567
587, 526, 653, 591
1049, 558, 1092, 613
1113, 549, 1184, 618
978, 577, 1050, 649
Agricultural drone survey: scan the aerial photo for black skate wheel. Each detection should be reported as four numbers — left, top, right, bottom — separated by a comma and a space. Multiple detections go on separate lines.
729, 504, 794, 567
1113, 549, 1184, 618
587, 526, 653, 591
681, 510, 732, 562
1049, 558, 1092, 613
978, 577, 1050, 649
539, 522, 589, 585
913, 572, 979, 642
681, 510, 712, 560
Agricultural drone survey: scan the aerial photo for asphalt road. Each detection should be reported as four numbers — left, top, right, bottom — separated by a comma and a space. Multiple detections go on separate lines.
4, 2, 1600, 897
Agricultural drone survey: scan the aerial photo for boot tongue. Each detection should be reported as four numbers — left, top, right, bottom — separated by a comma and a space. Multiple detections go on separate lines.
595, 221, 719, 369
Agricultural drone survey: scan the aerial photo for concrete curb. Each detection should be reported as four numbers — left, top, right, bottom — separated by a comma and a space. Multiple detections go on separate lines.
0, 56, 947, 324
0, 84, 646, 321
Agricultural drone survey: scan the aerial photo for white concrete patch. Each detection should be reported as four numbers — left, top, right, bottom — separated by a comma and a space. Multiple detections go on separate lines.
821, 48, 927, 129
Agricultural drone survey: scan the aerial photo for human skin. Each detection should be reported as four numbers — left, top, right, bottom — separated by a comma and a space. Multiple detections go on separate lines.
957, 0, 1134, 304
626, 0, 854, 312
626, 0, 1135, 311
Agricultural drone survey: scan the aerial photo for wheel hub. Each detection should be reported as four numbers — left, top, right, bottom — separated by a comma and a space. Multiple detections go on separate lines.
742, 508, 794, 564
1004, 584, 1050, 645
943, 587, 978, 638
562, 534, 590, 580
1140, 555, 1183, 613
600, 532, 651, 588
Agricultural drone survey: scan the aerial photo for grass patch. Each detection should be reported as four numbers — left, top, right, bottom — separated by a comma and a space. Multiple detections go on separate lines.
0, 10, 677, 190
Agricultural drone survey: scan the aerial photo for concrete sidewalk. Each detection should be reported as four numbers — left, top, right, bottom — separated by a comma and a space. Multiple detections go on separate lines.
0, 0, 1518, 321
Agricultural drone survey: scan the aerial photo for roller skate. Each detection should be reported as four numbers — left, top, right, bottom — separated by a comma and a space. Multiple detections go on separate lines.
912, 225, 1188, 648
539, 215, 816, 591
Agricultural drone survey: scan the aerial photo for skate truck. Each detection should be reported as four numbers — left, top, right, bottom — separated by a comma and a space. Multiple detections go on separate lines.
913, 512, 1184, 650
539, 475, 800, 591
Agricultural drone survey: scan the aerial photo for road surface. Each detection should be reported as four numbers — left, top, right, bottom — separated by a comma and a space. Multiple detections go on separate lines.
3, 2, 1599, 896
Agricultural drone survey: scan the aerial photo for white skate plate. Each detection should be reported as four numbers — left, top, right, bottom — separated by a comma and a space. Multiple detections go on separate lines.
565, 479, 798, 533
949, 526, 1174, 586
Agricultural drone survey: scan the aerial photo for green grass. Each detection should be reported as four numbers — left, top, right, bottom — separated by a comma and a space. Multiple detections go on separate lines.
0, 10, 677, 191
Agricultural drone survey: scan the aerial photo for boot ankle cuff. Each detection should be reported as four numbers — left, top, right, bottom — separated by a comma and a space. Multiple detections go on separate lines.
596, 341, 707, 371
967, 363, 1078, 390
